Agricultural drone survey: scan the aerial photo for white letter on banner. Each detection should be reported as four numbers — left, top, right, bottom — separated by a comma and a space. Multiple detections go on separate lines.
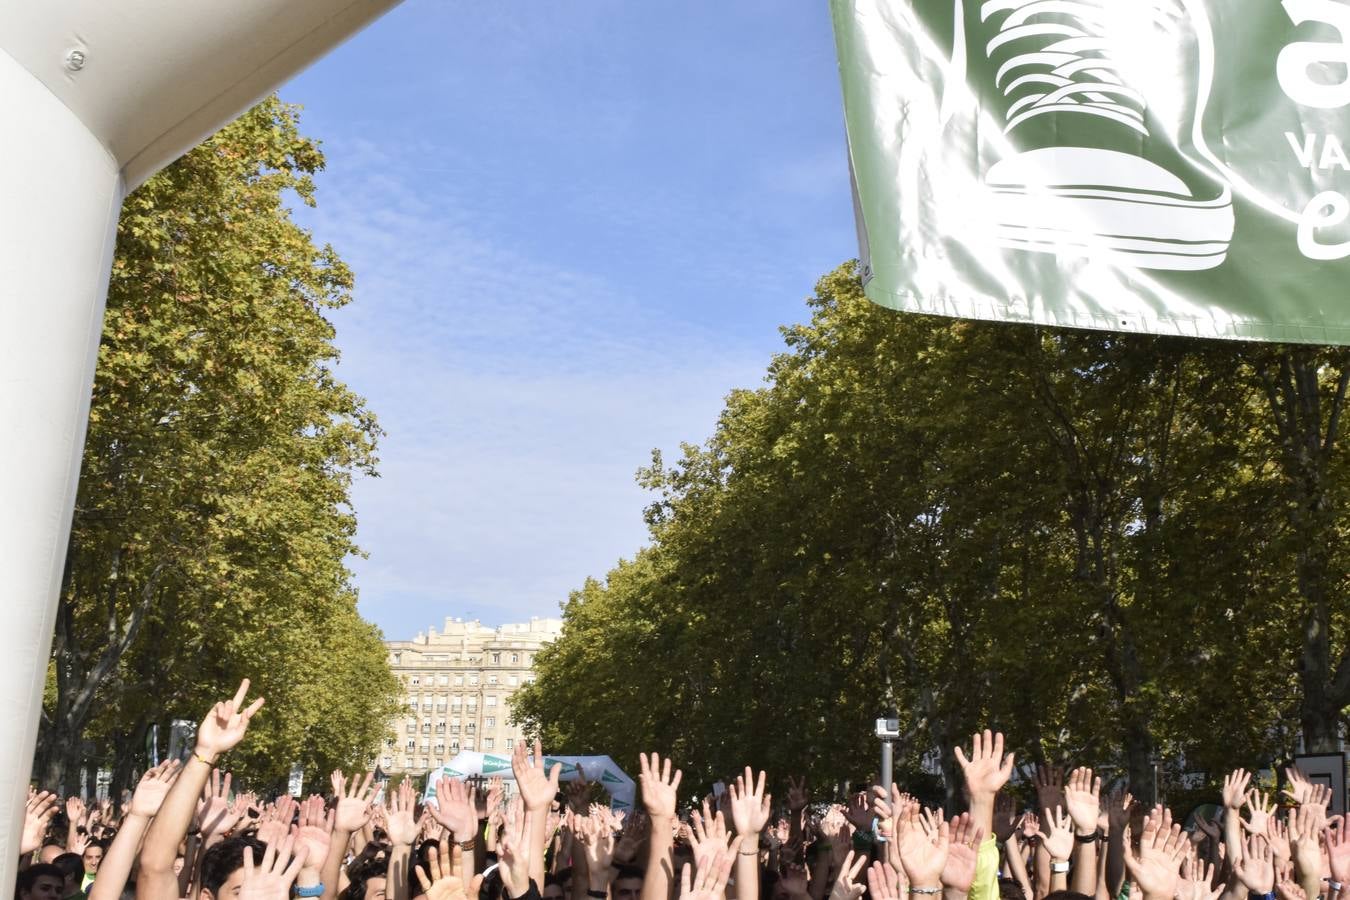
1279, 0, 1350, 108
1297, 191, 1350, 258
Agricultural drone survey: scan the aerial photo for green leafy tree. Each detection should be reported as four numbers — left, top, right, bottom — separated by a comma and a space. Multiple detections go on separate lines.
37, 96, 399, 793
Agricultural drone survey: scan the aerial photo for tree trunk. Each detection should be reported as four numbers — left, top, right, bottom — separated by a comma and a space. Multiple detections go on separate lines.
1257, 351, 1350, 753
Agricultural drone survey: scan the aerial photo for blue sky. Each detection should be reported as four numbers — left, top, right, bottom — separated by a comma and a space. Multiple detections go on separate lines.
282, 2, 858, 639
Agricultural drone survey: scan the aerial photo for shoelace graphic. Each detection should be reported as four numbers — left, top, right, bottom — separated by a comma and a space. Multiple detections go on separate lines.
981, 0, 1150, 135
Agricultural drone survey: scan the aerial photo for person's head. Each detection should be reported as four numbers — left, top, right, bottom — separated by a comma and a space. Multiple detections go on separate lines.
998, 879, 1027, 900
83, 841, 106, 874
173, 856, 186, 876
52, 853, 85, 898
612, 866, 643, 900
199, 835, 267, 900
542, 874, 566, 900
39, 844, 64, 864
341, 858, 388, 900
19, 865, 66, 900
1043, 892, 1093, 900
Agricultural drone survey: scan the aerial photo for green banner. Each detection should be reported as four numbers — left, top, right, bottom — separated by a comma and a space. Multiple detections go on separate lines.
831, 0, 1350, 344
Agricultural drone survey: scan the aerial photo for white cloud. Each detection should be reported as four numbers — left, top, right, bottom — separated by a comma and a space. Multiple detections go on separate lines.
300, 136, 771, 637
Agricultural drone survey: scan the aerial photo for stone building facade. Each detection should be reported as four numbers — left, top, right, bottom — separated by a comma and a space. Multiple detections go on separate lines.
382, 616, 563, 774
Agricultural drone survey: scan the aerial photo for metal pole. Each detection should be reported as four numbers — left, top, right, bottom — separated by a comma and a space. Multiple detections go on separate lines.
881, 739, 894, 797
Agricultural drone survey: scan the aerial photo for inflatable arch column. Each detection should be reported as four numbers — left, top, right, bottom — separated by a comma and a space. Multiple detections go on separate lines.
0, 0, 400, 875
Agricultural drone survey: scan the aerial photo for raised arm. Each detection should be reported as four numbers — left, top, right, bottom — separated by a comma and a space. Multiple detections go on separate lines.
1064, 768, 1101, 897
138, 680, 265, 900
90, 762, 180, 900
638, 753, 682, 900
325, 771, 375, 900
512, 740, 562, 890
728, 768, 771, 900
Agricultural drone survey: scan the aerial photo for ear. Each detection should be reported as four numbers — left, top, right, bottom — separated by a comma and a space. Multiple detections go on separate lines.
200, 888, 216, 900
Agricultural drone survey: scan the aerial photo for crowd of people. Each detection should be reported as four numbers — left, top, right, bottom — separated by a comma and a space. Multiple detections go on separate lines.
15, 682, 1350, 900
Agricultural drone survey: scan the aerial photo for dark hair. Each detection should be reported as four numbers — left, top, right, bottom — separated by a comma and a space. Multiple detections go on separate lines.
200, 836, 266, 896
18, 864, 65, 895
340, 858, 388, 900
613, 866, 644, 884
998, 879, 1027, 900
1043, 892, 1093, 900
52, 853, 85, 882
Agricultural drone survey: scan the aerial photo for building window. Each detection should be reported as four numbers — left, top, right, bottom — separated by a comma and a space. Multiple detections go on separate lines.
451, 740, 460, 751
511, 654, 519, 664
451, 696, 462, 708
508, 675, 518, 686
469, 674, 480, 685
393, 652, 402, 665
485, 717, 496, 728
437, 675, 448, 686
454, 675, 464, 686
492, 653, 500, 664
504, 738, 514, 750
484, 738, 495, 750
436, 720, 446, 733
466, 723, 476, 732
464, 740, 474, 751
421, 758, 429, 769
488, 675, 498, 685
410, 676, 420, 686
422, 723, 431, 733
405, 739, 415, 751
383, 756, 393, 767
486, 696, 498, 707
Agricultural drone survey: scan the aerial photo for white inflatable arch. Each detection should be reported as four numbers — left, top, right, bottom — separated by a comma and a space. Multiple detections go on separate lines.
0, 0, 401, 878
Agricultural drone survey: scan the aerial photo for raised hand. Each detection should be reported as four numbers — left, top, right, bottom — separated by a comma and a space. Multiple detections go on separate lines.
386, 780, 420, 848
1038, 806, 1074, 863
941, 812, 984, 893
1123, 807, 1188, 900
579, 805, 618, 880
415, 836, 473, 900
1267, 817, 1292, 867
845, 791, 874, 832
1327, 814, 1350, 887
429, 776, 478, 840
866, 861, 905, 900
955, 731, 1015, 799
1177, 858, 1223, 900
1192, 810, 1219, 841
331, 770, 375, 833
1222, 770, 1252, 811
727, 767, 772, 837
1234, 835, 1275, 894
512, 738, 562, 812
294, 795, 334, 869
689, 801, 731, 859
679, 838, 741, 900
129, 760, 182, 818
67, 796, 87, 826
196, 769, 241, 839
22, 789, 59, 855
566, 766, 592, 814
195, 679, 265, 762
258, 795, 298, 847
497, 796, 533, 899
638, 752, 682, 820
1282, 766, 1313, 807
829, 851, 868, 900
1276, 878, 1309, 900
1242, 790, 1274, 837
992, 794, 1017, 843
786, 776, 810, 814
1034, 765, 1065, 813
897, 807, 950, 889
238, 831, 309, 900
1064, 767, 1102, 837
1287, 803, 1324, 894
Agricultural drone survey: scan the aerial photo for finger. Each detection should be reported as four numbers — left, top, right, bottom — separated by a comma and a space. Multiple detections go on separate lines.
232, 679, 251, 708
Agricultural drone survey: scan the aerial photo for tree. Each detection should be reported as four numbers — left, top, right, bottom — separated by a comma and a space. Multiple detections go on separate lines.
37, 96, 399, 792
517, 263, 1340, 801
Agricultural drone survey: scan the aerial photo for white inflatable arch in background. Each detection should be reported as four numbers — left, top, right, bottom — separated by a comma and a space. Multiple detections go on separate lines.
0, 0, 401, 879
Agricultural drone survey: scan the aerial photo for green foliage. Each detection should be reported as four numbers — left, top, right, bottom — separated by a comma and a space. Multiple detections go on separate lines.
38, 96, 399, 792
514, 263, 1349, 802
